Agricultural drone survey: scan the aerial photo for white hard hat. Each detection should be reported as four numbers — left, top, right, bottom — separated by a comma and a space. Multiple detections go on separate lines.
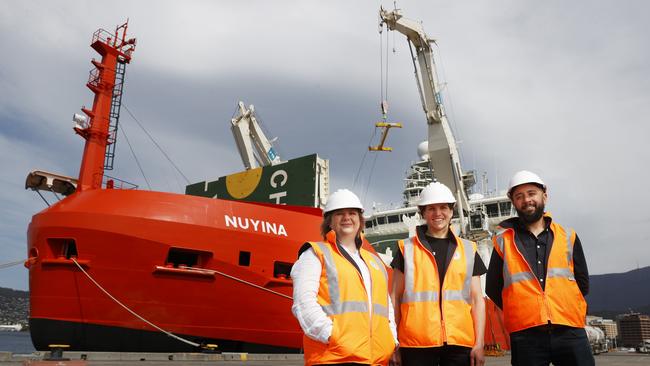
323, 189, 364, 214
417, 182, 456, 206
507, 170, 546, 196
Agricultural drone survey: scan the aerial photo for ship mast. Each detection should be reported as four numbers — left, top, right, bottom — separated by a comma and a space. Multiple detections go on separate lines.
75, 22, 136, 191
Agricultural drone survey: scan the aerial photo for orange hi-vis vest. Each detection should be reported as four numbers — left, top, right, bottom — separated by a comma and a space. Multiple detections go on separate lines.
302, 232, 395, 366
493, 221, 587, 334
397, 235, 477, 348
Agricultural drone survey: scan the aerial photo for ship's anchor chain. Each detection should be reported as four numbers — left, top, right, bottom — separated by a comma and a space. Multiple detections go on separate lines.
70, 257, 293, 348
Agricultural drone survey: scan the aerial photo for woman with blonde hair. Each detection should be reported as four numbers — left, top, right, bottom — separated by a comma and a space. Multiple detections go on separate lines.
291, 189, 398, 365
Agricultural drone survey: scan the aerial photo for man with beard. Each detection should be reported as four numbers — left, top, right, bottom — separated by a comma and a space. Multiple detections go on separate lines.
485, 170, 594, 366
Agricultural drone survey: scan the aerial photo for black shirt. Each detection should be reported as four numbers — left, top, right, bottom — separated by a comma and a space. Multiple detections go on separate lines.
485, 216, 590, 310
390, 225, 487, 280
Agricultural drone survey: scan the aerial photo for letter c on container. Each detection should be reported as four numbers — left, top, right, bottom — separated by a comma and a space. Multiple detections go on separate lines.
270, 170, 288, 188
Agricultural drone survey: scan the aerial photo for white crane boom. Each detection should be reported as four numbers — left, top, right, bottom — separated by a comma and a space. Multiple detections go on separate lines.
230, 101, 282, 170
379, 7, 469, 218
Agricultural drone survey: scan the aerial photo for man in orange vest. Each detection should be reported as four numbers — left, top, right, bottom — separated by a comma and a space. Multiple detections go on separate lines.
485, 171, 594, 365
291, 189, 397, 366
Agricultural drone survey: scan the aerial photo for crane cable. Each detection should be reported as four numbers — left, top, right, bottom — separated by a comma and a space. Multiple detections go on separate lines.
379, 18, 396, 112
359, 22, 391, 201
70, 257, 292, 348
352, 128, 377, 190
362, 153, 379, 204
380, 20, 385, 106
354, 24, 390, 192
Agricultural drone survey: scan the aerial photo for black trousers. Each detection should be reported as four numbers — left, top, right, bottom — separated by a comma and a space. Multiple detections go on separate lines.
400, 345, 471, 366
510, 325, 595, 366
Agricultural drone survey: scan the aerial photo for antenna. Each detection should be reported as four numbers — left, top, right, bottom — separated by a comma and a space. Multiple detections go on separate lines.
494, 155, 498, 195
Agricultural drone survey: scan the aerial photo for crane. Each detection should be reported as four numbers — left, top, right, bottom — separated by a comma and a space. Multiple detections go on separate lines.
230, 101, 282, 170
379, 7, 471, 233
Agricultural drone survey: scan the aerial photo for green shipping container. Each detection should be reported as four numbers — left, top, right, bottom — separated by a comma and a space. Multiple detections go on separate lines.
185, 154, 329, 208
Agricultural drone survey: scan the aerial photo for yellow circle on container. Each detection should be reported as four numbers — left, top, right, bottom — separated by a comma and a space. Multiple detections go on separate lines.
225, 168, 263, 199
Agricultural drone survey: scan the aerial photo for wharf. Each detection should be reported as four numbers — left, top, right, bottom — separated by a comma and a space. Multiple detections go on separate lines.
0, 352, 301, 365
0, 351, 649, 365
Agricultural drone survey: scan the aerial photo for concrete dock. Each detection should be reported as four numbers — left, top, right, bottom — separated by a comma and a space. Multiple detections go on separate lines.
1, 351, 649, 365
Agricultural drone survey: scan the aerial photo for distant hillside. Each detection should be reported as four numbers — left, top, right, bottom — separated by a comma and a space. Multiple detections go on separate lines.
587, 266, 650, 316
0, 286, 29, 327
0, 287, 28, 298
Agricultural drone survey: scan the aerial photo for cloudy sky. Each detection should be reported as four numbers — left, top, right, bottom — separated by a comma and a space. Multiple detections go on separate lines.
1, 0, 648, 291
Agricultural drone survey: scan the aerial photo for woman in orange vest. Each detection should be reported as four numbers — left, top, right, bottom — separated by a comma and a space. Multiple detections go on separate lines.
291, 189, 398, 366
391, 182, 486, 366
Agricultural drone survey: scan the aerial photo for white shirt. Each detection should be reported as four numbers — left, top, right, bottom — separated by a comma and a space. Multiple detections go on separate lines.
291, 246, 398, 344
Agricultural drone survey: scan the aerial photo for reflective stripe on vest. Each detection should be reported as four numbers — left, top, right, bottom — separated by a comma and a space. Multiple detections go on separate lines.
547, 267, 575, 280
565, 228, 574, 270
368, 251, 390, 318
547, 228, 575, 281
401, 237, 473, 304
315, 242, 388, 318
457, 237, 474, 304
499, 228, 576, 289
495, 233, 505, 254
402, 237, 438, 303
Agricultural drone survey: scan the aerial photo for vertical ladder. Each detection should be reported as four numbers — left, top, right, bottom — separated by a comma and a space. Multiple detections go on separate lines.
104, 60, 127, 170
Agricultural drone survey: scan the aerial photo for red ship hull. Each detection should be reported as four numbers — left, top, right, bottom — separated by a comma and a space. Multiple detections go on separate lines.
27, 189, 324, 352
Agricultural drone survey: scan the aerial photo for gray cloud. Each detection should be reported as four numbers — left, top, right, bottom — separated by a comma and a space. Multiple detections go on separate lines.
1, 0, 649, 290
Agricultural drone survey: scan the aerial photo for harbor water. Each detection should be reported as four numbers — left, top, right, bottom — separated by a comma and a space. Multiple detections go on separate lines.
0, 332, 34, 354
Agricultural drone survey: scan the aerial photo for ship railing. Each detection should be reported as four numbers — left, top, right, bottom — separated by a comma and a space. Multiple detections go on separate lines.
86, 63, 121, 93
87, 67, 101, 89
102, 174, 138, 190
91, 27, 136, 61
92, 28, 113, 45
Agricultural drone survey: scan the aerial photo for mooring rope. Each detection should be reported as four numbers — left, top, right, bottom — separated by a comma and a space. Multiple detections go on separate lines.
70, 257, 293, 348
0, 260, 25, 270
211, 268, 293, 300
71, 258, 200, 348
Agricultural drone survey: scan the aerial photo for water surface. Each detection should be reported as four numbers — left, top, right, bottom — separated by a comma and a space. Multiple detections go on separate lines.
0, 332, 35, 353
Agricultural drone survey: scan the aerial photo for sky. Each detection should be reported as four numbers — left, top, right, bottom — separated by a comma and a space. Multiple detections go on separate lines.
1, 0, 649, 291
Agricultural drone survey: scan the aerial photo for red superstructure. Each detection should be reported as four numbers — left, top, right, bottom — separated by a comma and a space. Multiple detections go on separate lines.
25, 22, 332, 352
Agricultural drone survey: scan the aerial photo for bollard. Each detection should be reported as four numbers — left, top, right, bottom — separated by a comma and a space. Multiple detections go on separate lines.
44, 344, 70, 361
